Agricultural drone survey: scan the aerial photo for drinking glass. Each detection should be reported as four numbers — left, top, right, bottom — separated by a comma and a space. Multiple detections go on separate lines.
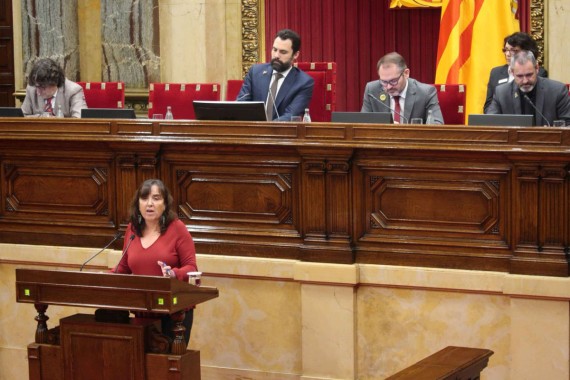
410, 118, 423, 124
290, 116, 302, 122
553, 120, 566, 127
153, 114, 164, 119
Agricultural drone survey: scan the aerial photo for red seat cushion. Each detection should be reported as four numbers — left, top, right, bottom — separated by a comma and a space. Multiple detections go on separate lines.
432, 84, 466, 125
77, 82, 125, 109
294, 62, 336, 122
226, 79, 244, 101
148, 83, 221, 119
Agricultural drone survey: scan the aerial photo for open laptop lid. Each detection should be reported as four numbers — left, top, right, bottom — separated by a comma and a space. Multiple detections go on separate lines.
0, 107, 24, 117
193, 101, 267, 121
331, 112, 393, 124
81, 108, 136, 119
468, 114, 535, 127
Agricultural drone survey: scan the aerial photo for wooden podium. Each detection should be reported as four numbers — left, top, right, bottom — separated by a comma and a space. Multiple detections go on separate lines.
15, 269, 219, 380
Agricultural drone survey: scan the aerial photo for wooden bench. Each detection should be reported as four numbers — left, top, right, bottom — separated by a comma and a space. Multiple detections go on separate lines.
386, 346, 494, 380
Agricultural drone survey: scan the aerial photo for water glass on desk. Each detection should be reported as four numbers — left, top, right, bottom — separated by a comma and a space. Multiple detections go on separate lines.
410, 118, 423, 124
152, 114, 164, 120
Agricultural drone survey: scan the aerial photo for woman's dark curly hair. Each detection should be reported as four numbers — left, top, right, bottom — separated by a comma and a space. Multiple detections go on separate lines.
129, 179, 177, 237
27, 58, 66, 88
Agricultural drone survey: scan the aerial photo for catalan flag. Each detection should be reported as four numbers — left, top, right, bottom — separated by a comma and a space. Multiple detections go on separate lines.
435, 0, 519, 120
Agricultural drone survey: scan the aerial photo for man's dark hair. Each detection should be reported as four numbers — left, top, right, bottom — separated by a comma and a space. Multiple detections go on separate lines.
276, 29, 301, 53
27, 58, 66, 88
504, 32, 540, 59
377, 52, 408, 72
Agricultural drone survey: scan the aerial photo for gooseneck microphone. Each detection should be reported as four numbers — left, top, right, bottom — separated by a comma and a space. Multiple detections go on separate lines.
80, 232, 122, 271
367, 93, 409, 124
113, 234, 136, 273
523, 94, 550, 127
236, 92, 250, 101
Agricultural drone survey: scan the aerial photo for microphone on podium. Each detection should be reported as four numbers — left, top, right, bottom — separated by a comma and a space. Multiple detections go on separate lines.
523, 94, 550, 127
80, 232, 123, 271
113, 234, 136, 273
367, 93, 408, 124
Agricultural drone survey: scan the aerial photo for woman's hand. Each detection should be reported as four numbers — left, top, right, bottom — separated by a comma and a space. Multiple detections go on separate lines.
157, 261, 175, 277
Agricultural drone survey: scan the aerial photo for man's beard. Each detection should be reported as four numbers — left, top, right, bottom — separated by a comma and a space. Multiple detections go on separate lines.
271, 58, 291, 73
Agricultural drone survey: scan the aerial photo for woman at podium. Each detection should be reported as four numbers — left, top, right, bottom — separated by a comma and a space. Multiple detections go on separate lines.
113, 178, 198, 344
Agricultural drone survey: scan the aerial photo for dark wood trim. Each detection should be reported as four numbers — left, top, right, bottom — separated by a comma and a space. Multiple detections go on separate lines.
1, 119, 568, 276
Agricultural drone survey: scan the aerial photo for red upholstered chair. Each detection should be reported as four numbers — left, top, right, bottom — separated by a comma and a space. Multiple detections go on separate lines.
294, 62, 337, 122
226, 79, 244, 101
77, 82, 125, 108
432, 84, 466, 125
148, 83, 221, 119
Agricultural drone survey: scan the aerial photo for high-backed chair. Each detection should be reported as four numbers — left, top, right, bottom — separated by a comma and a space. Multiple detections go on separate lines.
148, 83, 221, 119
432, 84, 466, 125
226, 79, 244, 101
294, 62, 337, 122
77, 82, 125, 108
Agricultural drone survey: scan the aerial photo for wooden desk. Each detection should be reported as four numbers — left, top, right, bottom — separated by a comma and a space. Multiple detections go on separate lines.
0, 118, 568, 276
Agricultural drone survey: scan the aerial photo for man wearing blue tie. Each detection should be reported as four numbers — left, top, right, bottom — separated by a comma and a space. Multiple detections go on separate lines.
237, 29, 314, 121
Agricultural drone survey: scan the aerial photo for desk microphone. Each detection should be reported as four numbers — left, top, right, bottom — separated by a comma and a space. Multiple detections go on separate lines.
80, 232, 122, 271
236, 92, 250, 101
367, 93, 408, 124
523, 94, 550, 127
113, 234, 136, 273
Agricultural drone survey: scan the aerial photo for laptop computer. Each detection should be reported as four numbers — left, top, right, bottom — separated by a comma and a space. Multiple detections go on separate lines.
0, 107, 25, 117
468, 114, 535, 127
193, 101, 268, 121
81, 108, 137, 119
331, 112, 393, 124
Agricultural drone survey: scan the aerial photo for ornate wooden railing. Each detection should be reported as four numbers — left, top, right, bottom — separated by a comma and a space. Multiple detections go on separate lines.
0, 118, 568, 276
385, 346, 494, 380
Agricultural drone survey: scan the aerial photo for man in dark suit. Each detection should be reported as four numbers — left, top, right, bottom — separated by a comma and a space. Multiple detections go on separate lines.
361, 52, 444, 124
21, 58, 87, 118
484, 32, 548, 113
486, 51, 570, 126
237, 29, 314, 121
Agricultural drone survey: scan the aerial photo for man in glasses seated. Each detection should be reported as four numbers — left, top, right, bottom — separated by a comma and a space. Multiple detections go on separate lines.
484, 32, 548, 113
361, 52, 444, 124
21, 58, 87, 118
486, 50, 570, 127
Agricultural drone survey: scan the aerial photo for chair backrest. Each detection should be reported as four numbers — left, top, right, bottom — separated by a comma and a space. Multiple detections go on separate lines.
148, 83, 221, 119
432, 84, 466, 125
77, 82, 125, 109
294, 62, 337, 122
226, 79, 244, 101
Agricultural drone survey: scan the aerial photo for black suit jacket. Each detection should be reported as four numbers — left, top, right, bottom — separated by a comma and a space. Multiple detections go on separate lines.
486, 76, 570, 126
484, 64, 548, 113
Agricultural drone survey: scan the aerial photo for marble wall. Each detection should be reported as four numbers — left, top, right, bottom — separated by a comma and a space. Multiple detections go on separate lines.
1, 244, 569, 380
20, 0, 80, 86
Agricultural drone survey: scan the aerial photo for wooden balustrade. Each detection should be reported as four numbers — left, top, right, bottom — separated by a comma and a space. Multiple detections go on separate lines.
385, 346, 494, 380
0, 118, 568, 276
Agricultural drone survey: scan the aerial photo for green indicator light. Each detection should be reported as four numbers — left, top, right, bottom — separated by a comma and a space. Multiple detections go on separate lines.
24, 289, 30, 296
173, 297, 178, 305
158, 298, 164, 305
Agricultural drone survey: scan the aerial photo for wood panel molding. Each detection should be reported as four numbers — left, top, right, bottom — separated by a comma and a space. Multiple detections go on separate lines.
0, 119, 568, 276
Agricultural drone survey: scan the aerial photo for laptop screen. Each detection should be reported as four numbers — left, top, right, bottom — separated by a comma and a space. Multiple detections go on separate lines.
331, 112, 393, 124
81, 108, 136, 119
193, 101, 267, 121
0, 107, 25, 117
468, 114, 535, 127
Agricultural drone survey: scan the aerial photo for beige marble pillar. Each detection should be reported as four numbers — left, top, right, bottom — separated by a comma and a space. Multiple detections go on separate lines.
295, 262, 358, 380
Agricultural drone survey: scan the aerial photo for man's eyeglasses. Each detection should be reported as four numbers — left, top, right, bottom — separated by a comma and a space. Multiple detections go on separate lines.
502, 47, 521, 54
380, 72, 404, 87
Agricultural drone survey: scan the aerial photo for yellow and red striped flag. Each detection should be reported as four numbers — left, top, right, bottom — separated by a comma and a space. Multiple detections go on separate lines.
435, 0, 519, 120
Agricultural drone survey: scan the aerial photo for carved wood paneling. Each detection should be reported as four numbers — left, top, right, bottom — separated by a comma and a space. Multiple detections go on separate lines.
0, 119, 568, 276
